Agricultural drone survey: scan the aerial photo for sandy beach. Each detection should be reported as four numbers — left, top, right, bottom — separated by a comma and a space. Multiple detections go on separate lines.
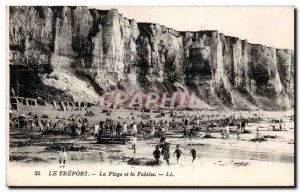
8, 105, 295, 186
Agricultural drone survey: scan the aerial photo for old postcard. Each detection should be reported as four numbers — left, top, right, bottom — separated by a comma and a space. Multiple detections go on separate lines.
7, 6, 295, 187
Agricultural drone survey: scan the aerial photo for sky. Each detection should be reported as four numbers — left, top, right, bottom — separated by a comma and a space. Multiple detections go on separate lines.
90, 6, 294, 50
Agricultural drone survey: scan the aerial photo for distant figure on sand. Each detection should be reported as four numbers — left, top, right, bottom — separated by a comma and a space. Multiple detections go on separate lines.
221, 126, 225, 139
132, 122, 137, 134
123, 122, 127, 133
255, 128, 261, 143
236, 124, 241, 139
183, 128, 187, 139
174, 145, 184, 164
153, 145, 161, 164
81, 123, 86, 140
159, 136, 166, 155
71, 122, 76, 139
94, 124, 99, 138
116, 122, 122, 136
132, 134, 137, 154
191, 148, 196, 162
151, 125, 155, 138
163, 142, 170, 165
225, 125, 230, 138
59, 147, 68, 166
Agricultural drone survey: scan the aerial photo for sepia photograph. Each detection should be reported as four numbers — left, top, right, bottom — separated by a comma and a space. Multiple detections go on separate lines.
6, 5, 295, 187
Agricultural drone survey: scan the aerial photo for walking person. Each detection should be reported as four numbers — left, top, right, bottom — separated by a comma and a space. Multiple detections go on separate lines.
191, 148, 197, 163
174, 145, 184, 164
153, 145, 161, 165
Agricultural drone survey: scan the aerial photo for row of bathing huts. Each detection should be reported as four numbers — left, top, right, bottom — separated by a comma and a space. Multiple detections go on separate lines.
9, 96, 94, 111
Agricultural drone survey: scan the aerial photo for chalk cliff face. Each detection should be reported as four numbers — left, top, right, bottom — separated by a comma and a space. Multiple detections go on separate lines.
9, 6, 294, 110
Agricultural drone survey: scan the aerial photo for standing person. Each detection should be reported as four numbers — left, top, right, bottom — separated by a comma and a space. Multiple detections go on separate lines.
132, 134, 137, 154
153, 145, 161, 164
76, 121, 82, 136
151, 124, 155, 138
191, 148, 197, 163
184, 119, 188, 127
255, 128, 261, 143
99, 125, 103, 137
196, 119, 200, 125
189, 128, 193, 140
163, 142, 170, 166
39, 120, 44, 132
46, 119, 51, 130
236, 123, 241, 139
174, 145, 184, 164
71, 122, 76, 139
81, 123, 86, 140
123, 122, 127, 133
94, 123, 99, 138
30, 119, 35, 131
225, 125, 230, 139
183, 127, 187, 139
241, 120, 246, 132
221, 126, 225, 139
109, 121, 113, 136
160, 136, 166, 155
132, 122, 137, 135
116, 122, 122, 136
209, 122, 214, 132
34, 114, 39, 127
165, 121, 170, 130
58, 147, 68, 166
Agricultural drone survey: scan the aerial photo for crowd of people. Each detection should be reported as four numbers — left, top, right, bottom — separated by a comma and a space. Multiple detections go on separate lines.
9, 108, 292, 166
151, 137, 196, 165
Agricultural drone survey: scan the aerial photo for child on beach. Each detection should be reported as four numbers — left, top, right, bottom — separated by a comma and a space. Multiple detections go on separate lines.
59, 147, 68, 167
173, 145, 184, 164
191, 148, 197, 162
255, 128, 261, 143
153, 145, 161, 164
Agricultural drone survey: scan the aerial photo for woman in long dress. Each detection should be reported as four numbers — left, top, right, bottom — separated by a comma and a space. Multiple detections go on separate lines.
132, 122, 137, 134
123, 122, 127, 133
151, 125, 155, 138
163, 142, 170, 165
